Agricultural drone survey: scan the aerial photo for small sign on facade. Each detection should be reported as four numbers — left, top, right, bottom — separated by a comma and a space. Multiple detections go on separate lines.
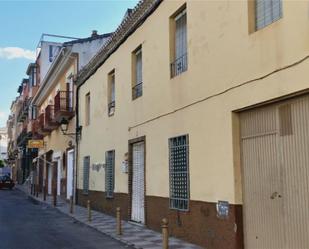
216, 200, 229, 219
28, 140, 44, 149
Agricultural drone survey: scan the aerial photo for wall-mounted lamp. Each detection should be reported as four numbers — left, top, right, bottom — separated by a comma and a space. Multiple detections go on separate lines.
60, 118, 82, 138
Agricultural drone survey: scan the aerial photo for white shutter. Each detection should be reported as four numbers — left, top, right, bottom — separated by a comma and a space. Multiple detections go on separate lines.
131, 142, 145, 223
175, 9, 187, 60
135, 50, 142, 85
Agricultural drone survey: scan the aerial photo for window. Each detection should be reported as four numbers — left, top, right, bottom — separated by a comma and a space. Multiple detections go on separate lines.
170, 7, 187, 78
85, 92, 90, 126
108, 71, 115, 116
105, 150, 115, 198
83, 156, 90, 194
255, 0, 282, 30
132, 46, 143, 100
169, 135, 189, 211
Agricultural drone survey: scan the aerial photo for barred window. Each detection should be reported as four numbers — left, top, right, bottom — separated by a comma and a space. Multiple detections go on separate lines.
256, 0, 282, 30
105, 150, 115, 198
169, 135, 189, 211
83, 156, 90, 195
171, 8, 187, 78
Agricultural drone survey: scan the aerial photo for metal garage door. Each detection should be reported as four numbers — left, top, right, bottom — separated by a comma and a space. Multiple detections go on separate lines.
131, 142, 145, 224
240, 95, 309, 249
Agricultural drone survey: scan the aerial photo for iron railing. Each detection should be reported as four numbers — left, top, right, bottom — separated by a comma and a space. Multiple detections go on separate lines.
54, 91, 73, 114
170, 53, 187, 78
132, 82, 143, 100
108, 101, 115, 116
45, 105, 56, 125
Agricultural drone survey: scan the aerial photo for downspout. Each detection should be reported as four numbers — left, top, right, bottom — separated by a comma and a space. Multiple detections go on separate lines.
74, 55, 81, 205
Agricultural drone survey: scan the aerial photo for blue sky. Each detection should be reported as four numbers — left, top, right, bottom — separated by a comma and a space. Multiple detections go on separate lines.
0, 0, 138, 127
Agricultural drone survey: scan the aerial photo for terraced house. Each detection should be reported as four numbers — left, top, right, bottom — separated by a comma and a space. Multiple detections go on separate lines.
75, 0, 309, 248
30, 32, 112, 201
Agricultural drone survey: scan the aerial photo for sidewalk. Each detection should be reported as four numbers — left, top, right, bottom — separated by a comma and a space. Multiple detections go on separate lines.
16, 185, 203, 249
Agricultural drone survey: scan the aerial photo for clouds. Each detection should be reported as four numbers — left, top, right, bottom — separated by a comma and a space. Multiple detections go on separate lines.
0, 111, 7, 127
0, 47, 36, 60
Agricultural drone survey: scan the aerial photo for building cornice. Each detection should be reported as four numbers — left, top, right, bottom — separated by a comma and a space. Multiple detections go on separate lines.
32, 46, 77, 107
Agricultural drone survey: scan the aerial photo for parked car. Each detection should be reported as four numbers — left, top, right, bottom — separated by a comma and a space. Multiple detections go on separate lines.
0, 175, 15, 190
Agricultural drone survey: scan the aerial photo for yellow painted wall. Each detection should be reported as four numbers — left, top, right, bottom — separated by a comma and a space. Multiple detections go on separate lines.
39, 62, 76, 155
78, 0, 309, 204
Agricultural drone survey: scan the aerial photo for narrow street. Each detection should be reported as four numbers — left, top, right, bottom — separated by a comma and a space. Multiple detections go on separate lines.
0, 189, 132, 249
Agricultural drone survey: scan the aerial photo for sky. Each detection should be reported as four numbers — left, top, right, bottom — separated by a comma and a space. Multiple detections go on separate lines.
0, 0, 139, 127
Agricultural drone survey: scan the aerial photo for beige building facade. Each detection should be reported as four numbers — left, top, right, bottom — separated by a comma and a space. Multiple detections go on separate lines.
76, 1, 309, 248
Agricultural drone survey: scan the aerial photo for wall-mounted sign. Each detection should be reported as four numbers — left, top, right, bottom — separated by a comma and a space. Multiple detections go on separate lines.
28, 140, 44, 149
92, 163, 105, 172
216, 200, 229, 219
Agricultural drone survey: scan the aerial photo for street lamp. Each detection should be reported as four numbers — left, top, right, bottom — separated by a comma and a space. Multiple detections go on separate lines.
60, 118, 82, 137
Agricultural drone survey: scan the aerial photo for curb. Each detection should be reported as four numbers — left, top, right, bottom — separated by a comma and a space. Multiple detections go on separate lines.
17, 187, 139, 249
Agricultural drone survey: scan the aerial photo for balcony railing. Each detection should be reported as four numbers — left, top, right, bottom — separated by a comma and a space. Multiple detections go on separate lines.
45, 105, 58, 130
170, 53, 187, 78
108, 101, 115, 116
132, 82, 143, 100
17, 98, 30, 123
37, 113, 51, 135
54, 91, 74, 122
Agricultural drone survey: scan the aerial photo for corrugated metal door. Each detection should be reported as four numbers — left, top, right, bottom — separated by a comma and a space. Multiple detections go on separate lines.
240, 95, 309, 249
131, 142, 145, 224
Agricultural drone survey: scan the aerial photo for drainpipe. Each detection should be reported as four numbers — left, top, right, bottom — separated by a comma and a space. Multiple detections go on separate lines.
74, 74, 81, 205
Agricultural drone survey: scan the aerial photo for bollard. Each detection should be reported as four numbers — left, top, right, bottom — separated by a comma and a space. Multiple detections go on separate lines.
53, 188, 57, 207
69, 196, 74, 214
35, 185, 39, 197
30, 184, 33, 195
87, 200, 92, 222
116, 207, 122, 235
162, 218, 169, 249
43, 185, 46, 201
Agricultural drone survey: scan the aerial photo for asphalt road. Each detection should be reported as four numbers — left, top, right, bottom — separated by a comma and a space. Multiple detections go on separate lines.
0, 189, 132, 249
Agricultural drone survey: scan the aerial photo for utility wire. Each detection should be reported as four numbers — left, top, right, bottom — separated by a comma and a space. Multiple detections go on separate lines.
129, 54, 309, 130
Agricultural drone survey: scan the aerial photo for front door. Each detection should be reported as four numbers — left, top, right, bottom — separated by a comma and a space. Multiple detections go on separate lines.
131, 141, 145, 224
240, 95, 309, 249
66, 150, 74, 199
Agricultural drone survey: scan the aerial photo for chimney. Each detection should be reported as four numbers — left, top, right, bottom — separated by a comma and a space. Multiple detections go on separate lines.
91, 30, 98, 37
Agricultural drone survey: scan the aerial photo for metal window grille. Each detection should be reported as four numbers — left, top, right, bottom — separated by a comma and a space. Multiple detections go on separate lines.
105, 150, 115, 198
169, 135, 189, 211
132, 48, 143, 99
256, 0, 282, 30
171, 9, 187, 77
83, 156, 90, 194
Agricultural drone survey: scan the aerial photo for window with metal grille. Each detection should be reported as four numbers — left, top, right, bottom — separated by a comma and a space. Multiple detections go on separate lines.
132, 47, 143, 100
169, 135, 189, 211
256, 0, 282, 30
83, 156, 90, 195
170, 8, 187, 78
105, 150, 115, 198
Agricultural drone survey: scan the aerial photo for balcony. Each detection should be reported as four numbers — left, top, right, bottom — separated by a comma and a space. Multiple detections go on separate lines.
132, 82, 143, 100
37, 113, 51, 135
170, 53, 187, 78
17, 98, 30, 123
54, 91, 74, 122
45, 105, 58, 130
108, 101, 115, 116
